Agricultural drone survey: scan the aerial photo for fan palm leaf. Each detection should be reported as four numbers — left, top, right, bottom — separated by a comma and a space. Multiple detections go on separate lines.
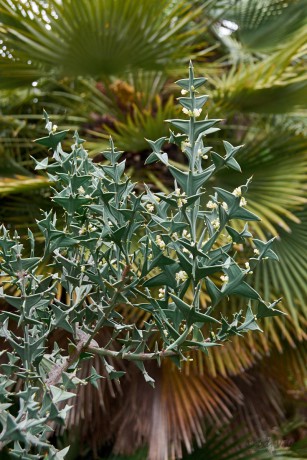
221, 0, 307, 53
0, 0, 209, 87
211, 27, 307, 114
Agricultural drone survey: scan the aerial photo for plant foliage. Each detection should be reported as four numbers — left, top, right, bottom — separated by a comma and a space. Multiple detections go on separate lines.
0, 65, 285, 459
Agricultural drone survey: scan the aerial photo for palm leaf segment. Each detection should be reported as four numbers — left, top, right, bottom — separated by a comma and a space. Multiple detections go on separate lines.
0, 0, 207, 87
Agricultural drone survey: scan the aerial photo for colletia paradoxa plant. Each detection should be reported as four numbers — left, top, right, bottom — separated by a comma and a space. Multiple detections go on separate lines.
0, 63, 285, 459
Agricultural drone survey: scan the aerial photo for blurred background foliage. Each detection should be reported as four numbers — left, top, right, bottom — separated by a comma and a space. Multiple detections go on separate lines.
0, 0, 306, 459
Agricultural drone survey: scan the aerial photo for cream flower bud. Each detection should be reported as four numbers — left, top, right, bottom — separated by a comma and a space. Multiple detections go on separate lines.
206, 200, 218, 210
146, 203, 154, 212
232, 187, 242, 197
212, 218, 220, 229
175, 270, 188, 282
156, 235, 166, 250
240, 197, 247, 207
178, 197, 187, 208
193, 108, 202, 117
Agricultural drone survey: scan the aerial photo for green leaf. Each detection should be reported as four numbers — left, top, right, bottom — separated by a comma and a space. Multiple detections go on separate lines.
178, 95, 209, 110
50, 386, 76, 404
226, 224, 252, 243
175, 76, 207, 90
253, 238, 279, 261
143, 264, 180, 289
87, 366, 104, 389
193, 119, 221, 138
170, 294, 220, 326
232, 282, 260, 300
257, 299, 285, 318
104, 361, 126, 380
34, 130, 69, 150
238, 305, 262, 332
194, 263, 223, 284
134, 360, 155, 387
205, 278, 222, 307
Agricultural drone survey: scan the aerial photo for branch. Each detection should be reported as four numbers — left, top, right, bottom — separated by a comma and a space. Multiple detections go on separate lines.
87, 344, 184, 361
45, 330, 98, 386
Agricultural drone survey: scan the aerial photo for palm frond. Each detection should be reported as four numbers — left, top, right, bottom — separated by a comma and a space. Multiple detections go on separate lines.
104, 96, 179, 152
224, 0, 307, 53
0, 0, 208, 87
211, 28, 307, 114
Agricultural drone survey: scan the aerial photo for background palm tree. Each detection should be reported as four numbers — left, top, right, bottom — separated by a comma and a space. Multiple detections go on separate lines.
0, 0, 306, 459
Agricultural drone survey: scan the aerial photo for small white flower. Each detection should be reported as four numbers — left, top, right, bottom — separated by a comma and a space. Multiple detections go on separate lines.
232, 187, 242, 197
163, 329, 169, 337
108, 220, 113, 226
220, 274, 229, 283
146, 203, 154, 212
245, 261, 250, 270
175, 270, 188, 282
202, 154, 208, 160
172, 232, 178, 240
181, 140, 191, 150
78, 186, 85, 195
206, 200, 218, 210
182, 247, 189, 253
193, 108, 202, 118
222, 202, 228, 211
182, 229, 191, 239
240, 197, 247, 207
177, 197, 187, 208
181, 89, 188, 95
79, 226, 86, 235
190, 241, 195, 247
156, 235, 166, 250
175, 188, 181, 196
212, 218, 220, 230
181, 108, 202, 117
158, 288, 165, 298
253, 248, 260, 256
52, 124, 58, 133
85, 194, 91, 199
80, 265, 85, 273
